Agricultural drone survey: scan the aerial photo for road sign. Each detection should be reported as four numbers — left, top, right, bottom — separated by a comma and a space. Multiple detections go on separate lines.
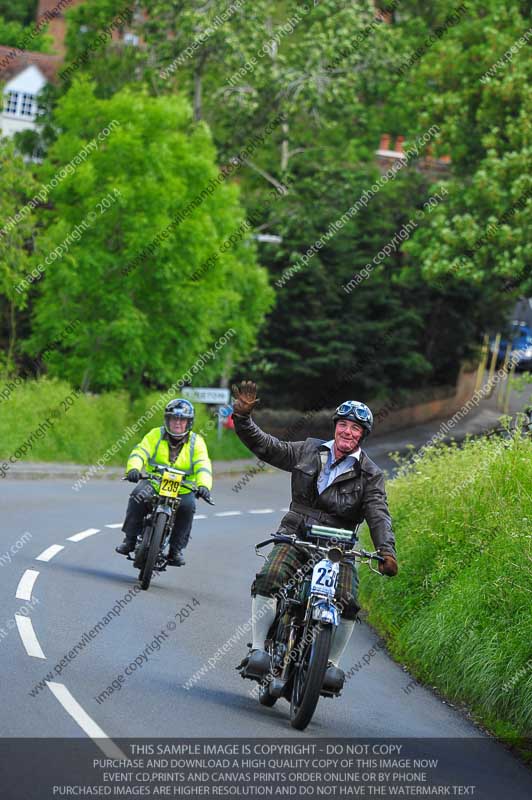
182, 387, 230, 404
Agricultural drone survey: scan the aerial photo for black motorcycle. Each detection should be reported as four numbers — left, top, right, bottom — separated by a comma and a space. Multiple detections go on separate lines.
124, 464, 214, 590
242, 524, 383, 730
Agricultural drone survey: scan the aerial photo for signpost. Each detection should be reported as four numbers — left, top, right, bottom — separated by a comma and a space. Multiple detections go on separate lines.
182, 387, 230, 404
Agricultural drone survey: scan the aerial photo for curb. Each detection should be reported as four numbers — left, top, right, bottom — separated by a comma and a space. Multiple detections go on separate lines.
3, 460, 267, 481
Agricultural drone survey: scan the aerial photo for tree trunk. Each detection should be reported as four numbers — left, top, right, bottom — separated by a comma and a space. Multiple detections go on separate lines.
7, 299, 16, 371
281, 121, 289, 172
194, 64, 203, 121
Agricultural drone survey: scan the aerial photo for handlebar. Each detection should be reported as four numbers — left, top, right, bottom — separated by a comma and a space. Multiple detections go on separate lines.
121, 469, 215, 505
256, 533, 385, 564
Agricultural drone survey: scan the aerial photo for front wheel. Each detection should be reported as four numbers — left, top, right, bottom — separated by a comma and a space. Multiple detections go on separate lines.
134, 522, 152, 571
290, 623, 332, 730
140, 513, 167, 590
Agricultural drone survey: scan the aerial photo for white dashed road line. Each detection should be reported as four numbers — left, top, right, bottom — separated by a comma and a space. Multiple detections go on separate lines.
67, 528, 101, 542
194, 514, 207, 520
105, 523, 123, 529
47, 682, 126, 759
36, 544, 64, 562
15, 615, 46, 659
16, 569, 39, 602
249, 509, 275, 514
214, 511, 242, 517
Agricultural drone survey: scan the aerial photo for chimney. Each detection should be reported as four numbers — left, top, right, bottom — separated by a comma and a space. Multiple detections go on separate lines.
395, 136, 405, 154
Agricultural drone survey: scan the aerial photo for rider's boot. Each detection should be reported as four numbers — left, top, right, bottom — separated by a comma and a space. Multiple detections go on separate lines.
238, 648, 270, 678
167, 548, 185, 566
115, 536, 136, 555
237, 595, 277, 679
322, 618, 355, 694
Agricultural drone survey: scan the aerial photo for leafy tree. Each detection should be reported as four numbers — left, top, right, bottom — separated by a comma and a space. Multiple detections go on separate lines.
240, 164, 491, 409
396, 0, 531, 301
0, 15, 52, 51
14, 0, 531, 405
61, 0, 141, 98
24, 79, 273, 392
0, 0, 38, 26
0, 140, 39, 373
140, 0, 399, 179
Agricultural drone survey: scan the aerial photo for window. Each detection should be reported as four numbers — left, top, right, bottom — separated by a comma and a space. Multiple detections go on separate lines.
20, 93, 36, 117
123, 32, 139, 45
4, 91, 19, 114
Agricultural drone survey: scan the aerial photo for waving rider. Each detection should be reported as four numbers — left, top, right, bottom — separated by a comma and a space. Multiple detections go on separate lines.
232, 381, 397, 693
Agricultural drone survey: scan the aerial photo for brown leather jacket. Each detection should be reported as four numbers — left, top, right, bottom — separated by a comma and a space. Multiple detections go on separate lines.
233, 414, 396, 557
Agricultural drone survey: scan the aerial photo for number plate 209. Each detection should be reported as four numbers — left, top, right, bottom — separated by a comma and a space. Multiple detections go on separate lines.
310, 559, 339, 597
159, 471, 183, 497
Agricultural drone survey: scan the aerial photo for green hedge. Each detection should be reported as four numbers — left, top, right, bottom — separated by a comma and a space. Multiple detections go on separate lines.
359, 432, 532, 746
0, 378, 249, 466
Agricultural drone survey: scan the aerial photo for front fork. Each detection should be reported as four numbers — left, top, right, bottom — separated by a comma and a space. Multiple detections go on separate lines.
155, 497, 180, 552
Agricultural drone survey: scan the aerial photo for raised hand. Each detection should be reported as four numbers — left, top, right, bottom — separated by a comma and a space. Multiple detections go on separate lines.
231, 380, 260, 417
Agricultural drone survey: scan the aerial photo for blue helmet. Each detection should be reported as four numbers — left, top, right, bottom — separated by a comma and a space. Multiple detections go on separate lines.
333, 400, 373, 439
164, 398, 195, 439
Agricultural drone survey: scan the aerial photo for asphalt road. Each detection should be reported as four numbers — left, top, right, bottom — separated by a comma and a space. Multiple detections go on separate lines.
1, 467, 531, 797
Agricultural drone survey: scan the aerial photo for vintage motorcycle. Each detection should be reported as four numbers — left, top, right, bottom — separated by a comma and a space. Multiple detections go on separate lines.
124, 464, 214, 590
241, 524, 383, 730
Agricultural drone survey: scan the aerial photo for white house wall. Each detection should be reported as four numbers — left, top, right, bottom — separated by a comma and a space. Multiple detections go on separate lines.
1, 64, 46, 138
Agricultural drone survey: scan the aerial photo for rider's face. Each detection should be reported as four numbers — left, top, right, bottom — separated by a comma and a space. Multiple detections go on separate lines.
334, 419, 363, 454
169, 417, 187, 435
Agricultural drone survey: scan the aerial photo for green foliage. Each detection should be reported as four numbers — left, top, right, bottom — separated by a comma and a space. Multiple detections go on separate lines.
0, 0, 37, 27
0, 140, 39, 372
359, 432, 532, 742
241, 165, 496, 408
61, 0, 141, 97
24, 79, 273, 392
395, 0, 532, 297
0, 14, 53, 51
5, 0, 531, 405
0, 378, 249, 464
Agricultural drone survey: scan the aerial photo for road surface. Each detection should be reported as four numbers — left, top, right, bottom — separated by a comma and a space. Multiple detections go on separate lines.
1, 469, 531, 797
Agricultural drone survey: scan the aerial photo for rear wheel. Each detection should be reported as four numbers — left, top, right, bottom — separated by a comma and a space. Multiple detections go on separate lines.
290, 623, 332, 730
140, 513, 167, 590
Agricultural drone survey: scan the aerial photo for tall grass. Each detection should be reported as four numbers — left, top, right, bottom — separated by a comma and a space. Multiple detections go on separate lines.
359, 433, 532, 744
0, 378, 249, 465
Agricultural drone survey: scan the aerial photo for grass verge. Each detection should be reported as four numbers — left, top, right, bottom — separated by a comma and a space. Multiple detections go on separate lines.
359, 432, 532, 752
0, 377, 250, 465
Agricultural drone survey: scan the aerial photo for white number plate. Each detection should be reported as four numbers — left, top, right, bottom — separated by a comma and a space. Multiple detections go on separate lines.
310, 559, 339, 597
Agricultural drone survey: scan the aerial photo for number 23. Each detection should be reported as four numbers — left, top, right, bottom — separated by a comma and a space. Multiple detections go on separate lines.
316, 566, 338, 588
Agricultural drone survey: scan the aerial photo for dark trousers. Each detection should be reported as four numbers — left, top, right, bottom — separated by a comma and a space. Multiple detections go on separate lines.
122, 480, 196, 551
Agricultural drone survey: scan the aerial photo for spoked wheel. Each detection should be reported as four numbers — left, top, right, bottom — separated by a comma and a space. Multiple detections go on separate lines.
290, 623, 332, 730
140, 513, 167, 590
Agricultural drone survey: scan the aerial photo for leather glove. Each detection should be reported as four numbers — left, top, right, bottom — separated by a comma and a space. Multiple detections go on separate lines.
126, 468, 141, 483
196, 485, 211, 502
231, 380, 260, 416
378, 551, 398, 577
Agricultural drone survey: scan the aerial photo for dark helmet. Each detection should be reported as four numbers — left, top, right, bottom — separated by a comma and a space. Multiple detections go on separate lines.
164, 398, 195, 440
332, 400, 373, 440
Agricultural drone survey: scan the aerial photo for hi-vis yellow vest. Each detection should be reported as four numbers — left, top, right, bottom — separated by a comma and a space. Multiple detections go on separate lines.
127, 427, 212, 493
